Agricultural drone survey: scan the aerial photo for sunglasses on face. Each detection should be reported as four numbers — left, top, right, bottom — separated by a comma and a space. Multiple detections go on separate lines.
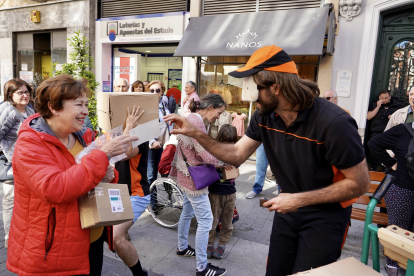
14, 90, 30, 96
150, 88, 161, 93
324, 97, 333, 100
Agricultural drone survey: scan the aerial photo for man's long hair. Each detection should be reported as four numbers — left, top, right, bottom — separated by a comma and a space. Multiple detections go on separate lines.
253, 71, 320, 112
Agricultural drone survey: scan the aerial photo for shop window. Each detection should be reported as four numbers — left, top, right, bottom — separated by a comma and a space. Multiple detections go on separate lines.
16, 30, 67, 82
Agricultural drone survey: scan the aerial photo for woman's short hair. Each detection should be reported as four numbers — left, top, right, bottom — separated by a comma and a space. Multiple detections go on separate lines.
188, 93, 226, 113
35, 74, 90, 119
131, 80, 144, 91
146, 80, 166, 93
3, 79, 32, 105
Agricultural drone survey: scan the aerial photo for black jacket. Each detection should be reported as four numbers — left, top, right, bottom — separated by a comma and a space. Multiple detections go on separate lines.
369, 96, 401, 133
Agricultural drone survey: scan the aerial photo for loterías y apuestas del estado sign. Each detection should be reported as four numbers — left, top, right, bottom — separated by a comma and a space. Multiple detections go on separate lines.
226, 29, 262, 49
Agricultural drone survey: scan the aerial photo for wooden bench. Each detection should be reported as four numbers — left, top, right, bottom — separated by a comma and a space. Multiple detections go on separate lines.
351, 171, 388, 225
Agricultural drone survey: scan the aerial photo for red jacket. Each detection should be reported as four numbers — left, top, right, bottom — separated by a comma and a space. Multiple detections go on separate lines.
7, 114, 119, 276
158, 144, 176, 175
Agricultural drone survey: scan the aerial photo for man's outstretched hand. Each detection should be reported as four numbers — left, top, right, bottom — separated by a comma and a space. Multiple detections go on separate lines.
263, 193, 303, 214
163, 114, 198, 137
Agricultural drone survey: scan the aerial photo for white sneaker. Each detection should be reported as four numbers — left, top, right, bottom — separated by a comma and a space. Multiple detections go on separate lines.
245, 191, 258, 199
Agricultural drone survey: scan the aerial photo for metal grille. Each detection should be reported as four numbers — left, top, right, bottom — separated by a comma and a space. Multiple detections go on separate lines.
101, 0, 187, 18
388, 40, 414, 106
259, 0, 321, 12
203, 0, 321, 16
203, 0, 257, 16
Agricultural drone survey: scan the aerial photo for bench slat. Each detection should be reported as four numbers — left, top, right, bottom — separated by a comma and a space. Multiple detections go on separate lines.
351, 208, 388, 225
355, 195, 387, 208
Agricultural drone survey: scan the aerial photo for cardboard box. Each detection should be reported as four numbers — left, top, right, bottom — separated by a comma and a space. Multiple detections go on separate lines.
290, 257, 382, 276
78, 183, 134, 229
222, 167, 240, 180
96, 92, 159, 131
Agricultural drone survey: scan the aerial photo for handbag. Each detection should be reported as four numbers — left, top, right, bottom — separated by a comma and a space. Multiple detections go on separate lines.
179, 146, 220, 190
0, 151, 13, 181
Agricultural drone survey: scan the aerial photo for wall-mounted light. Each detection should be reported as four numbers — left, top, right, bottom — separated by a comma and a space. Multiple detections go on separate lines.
31, 10, 40, 23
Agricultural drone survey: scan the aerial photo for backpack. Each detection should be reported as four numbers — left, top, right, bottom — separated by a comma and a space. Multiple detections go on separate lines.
167, 95, 176, 114
403, 123, 414, 179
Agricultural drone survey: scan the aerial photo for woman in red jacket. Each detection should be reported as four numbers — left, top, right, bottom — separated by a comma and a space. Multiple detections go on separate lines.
6, 75, 140, 276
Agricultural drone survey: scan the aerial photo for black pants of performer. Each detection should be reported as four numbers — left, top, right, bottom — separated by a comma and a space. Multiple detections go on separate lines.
76, 228, 106, 276
265, 205, 351, 276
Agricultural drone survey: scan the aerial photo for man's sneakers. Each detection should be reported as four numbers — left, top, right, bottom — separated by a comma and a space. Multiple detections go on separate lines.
196, 263, 227, 276
176, 245, 196, 257
207, 245, 214, 259
245, 191, 258, 199
212, 245, 225, 259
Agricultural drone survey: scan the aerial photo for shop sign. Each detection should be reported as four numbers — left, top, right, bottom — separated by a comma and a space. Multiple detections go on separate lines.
101, 14, 184, 43
19, 71, 33, 81
113, 57, 137, 87
226, 29, 263, 49
21, 64, 28, 71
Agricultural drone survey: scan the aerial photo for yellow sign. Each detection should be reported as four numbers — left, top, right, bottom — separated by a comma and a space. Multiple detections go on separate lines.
30, 10, 40, 23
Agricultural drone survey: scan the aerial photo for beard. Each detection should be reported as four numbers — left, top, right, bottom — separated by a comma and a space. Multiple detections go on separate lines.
257, 89, 279, 117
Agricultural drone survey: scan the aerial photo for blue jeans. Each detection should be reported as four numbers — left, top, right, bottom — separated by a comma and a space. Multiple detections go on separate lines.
252, 144, 269, 194
178, 192, 213, 271
148, 147, 164, 208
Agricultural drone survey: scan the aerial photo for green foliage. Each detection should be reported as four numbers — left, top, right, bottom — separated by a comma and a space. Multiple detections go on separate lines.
53, 31, 100, 130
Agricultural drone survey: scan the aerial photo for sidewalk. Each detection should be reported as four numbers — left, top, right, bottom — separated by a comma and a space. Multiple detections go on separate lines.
0, 161, 391, 275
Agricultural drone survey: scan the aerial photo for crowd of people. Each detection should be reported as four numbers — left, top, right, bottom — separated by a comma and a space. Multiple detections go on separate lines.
0, 44, 412, 276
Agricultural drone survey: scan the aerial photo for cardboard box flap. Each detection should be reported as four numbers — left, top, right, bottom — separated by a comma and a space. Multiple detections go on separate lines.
290, 258, 382, 276
96, 92, 159, 131
109, 92, 159, 129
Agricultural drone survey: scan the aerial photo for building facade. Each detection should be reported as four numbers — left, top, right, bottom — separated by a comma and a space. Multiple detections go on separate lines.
0, 0, 97, 100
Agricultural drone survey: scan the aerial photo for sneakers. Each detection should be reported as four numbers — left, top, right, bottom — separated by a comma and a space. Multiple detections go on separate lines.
212, 245, 225, 259
196, 263, 227, 276
385, 265, 399, 276
245, 191, 258, 199
176, 245, 196, 257
207, 245, 214, 259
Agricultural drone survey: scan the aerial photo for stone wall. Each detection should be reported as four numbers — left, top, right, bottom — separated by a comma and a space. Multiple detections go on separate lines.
0, 0, 96, 94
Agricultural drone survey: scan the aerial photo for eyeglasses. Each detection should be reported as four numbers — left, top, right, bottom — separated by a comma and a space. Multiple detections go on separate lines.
324, 97, 332, 100
14, 90, 30, 96
150, 88, 161, 93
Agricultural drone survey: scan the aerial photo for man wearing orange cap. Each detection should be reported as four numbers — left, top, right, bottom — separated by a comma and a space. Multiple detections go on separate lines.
164, 45, 370, 275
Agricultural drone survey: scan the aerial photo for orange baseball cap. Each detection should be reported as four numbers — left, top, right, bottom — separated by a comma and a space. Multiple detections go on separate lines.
229, 45, 298, 78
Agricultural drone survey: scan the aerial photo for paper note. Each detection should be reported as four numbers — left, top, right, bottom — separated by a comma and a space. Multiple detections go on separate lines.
108, 189, 124, 213
129, 118, 160, 148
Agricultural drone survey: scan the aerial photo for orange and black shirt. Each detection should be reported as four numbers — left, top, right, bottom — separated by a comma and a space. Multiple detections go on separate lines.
246, 98, 365, 209
115, 141, 150, 197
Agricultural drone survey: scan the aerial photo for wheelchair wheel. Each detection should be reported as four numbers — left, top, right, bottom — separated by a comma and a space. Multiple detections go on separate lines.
148, 177, 184, 228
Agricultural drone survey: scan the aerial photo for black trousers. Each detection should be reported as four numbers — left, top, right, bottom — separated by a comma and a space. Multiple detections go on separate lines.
266, 205, 351, 276
76, 228, 106, 276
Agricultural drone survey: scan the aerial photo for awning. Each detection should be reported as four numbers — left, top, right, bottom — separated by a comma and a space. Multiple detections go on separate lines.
175, 7, 331, 57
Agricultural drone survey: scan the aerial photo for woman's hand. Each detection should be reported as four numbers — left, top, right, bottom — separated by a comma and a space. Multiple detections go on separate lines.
124, 106, 144, 134
152, 141, 162, 149
100, 135, 138, 158
104, 165, 115, 182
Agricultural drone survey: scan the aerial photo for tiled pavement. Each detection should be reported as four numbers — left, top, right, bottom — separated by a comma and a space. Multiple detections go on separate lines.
0, 161, 399, 275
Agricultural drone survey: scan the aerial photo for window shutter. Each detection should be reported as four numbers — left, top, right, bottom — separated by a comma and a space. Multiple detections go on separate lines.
101, 0, 187, 18
203, 0, 321, 16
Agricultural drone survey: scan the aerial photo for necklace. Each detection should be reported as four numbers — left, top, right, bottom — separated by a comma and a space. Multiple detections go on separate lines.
65, 134, 72, 149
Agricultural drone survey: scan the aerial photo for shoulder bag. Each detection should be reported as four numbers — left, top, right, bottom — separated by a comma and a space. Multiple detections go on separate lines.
179, 146, 220, 190
0, 151, 13, 181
